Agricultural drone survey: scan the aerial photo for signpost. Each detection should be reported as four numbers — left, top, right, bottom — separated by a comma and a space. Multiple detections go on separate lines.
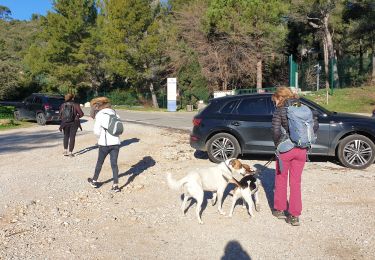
167, 78, 177, 112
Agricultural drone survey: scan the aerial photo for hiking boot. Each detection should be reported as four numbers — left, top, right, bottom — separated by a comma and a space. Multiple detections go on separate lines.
287, 215, 300, 226
272, 210, 287, 219
110, 185, 120, 193
88, 178, 100, 188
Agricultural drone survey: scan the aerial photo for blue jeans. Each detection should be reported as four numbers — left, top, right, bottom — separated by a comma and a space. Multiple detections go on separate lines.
93, 145, 120, 185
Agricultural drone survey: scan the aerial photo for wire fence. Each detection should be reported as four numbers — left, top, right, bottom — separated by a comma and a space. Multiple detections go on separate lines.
299, 56, 373, 91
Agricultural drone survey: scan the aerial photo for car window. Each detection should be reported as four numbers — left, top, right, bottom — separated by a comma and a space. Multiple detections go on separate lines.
24, 96, 34, 103
33, 96, 42, 104
220, 100, 238, 114
48, 97, 64, 107
236, 97, 269, 115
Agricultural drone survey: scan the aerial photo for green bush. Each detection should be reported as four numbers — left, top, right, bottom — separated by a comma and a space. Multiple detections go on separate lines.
0, 106, 14, 119
107, 89, 139, 106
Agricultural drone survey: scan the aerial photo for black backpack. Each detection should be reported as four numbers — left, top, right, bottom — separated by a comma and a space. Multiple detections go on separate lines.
61, 102, 75, 122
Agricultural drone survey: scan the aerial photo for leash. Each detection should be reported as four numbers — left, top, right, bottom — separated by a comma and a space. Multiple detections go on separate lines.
252, 155, 275, 177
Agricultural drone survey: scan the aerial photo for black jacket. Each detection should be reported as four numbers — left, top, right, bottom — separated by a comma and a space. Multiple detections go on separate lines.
271, 98, 319, 146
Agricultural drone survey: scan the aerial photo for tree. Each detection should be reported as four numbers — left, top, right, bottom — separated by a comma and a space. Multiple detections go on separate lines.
291, 0, 343, 102
204, 0, 289, 91
343, 0, 375, 83
98, 0, 163, 108
0, 18, 40, 99
25, 0, 98, 94
0, 5, 11, 21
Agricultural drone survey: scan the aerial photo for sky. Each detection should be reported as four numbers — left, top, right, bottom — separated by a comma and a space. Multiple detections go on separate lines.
0, 0, 53, 21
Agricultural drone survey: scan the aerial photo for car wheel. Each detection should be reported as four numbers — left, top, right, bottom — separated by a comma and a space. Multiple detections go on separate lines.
36, 113, 47, 125
206, 133, 241, 163
337, 134, 375, 169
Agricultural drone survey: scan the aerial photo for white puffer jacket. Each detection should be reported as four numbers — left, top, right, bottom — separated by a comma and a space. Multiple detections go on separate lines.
93, 108, 121, 146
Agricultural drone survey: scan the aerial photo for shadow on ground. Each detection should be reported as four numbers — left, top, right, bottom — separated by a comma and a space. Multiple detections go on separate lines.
0, 130, 62, 154
74, 138, 140, 156
221, 240, 252, 260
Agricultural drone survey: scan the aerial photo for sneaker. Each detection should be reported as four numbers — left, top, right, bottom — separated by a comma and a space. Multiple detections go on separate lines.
287, 215, 300, 226
68, 152, 75, 157
272, 210, 287, 219
63, 150, 68, 156
110, 185, 120, 193
87, 178, 99, 188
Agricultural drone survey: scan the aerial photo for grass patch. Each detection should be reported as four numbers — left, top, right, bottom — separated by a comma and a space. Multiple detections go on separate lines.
0, 105, 34, 130
304, 85, 375, 113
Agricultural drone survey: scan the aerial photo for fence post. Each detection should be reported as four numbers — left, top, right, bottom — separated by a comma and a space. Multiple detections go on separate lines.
289, 55, 298, 90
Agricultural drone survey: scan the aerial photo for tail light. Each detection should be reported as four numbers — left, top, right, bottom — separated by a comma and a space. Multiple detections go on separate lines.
44, 104, 52, 110
193, 118, 202, 127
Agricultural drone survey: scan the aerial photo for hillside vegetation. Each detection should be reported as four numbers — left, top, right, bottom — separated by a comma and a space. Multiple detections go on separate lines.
305, 85, 375, 113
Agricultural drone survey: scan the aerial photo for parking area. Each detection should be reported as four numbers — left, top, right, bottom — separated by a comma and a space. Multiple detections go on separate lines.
0, 118, 374, 259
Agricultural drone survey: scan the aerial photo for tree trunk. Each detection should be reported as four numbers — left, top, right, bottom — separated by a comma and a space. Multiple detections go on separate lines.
149, 82, 159, 109
256, 58, 262, 91
323, 15, 339, 89
371, 54, 375, 84
323, 38, 329, 105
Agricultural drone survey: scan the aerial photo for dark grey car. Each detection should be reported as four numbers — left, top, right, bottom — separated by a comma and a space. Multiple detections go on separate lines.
14, 93, 64, 125
190, 93, 375, 169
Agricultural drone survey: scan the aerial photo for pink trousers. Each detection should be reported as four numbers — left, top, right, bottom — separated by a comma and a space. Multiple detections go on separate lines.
274, 147, 307, 217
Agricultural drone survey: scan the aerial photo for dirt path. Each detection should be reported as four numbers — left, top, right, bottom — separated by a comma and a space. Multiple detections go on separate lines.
0, 117, 374, 259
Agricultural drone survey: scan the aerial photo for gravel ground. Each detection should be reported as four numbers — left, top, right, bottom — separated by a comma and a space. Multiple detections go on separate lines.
0, 117, 374, 259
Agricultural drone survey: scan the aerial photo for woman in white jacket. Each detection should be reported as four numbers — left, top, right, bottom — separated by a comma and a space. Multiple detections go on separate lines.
88, 97, 121, 192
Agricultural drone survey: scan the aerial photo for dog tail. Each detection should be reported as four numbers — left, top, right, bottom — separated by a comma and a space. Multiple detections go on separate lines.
166, 172, 186, 190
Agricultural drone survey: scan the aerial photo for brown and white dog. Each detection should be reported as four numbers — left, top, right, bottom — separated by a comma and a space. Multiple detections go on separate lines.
167, 159, 247, 224
228, 164, 261, 218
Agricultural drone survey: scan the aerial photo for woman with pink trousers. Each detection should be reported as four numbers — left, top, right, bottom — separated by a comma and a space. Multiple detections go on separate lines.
271, 87, 319, 226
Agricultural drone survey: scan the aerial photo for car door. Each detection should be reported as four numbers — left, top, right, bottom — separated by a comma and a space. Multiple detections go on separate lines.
227, 96, 275, 153
19, 96, 35, 119
30, 96, 43, 118
300, 99, 331, 155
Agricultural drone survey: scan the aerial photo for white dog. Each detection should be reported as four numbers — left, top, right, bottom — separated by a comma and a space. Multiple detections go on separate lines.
167, 159, 246, 224
228, 173, 261, 218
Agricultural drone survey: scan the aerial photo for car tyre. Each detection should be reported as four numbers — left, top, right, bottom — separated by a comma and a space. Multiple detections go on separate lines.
337, 134, 375, 169
36, 112, 47, 125
206, 133, 241, 163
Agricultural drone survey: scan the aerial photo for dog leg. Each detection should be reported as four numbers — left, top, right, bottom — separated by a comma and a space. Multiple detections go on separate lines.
217, 189, 225, 215
253, 191, 261, 212
196, 191, 204, 224
211, 192, 217, 206
181, 193, 189, 216
242, 189, 254, 218
229, 190, 240, 217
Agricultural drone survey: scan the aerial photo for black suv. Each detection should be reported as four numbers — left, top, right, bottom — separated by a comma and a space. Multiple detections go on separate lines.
14, 93, 64, 125
190, 93, 375, 169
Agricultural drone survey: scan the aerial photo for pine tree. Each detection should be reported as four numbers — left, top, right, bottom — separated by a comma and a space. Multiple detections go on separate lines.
25, 0, 97, 94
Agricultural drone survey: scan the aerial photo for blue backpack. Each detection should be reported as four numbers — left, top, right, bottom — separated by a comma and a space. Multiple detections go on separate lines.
287, 103, 316, 148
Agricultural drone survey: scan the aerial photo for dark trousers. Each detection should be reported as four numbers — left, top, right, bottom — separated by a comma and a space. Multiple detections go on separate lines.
63, 123, 78, 152
93, 145, 120, 185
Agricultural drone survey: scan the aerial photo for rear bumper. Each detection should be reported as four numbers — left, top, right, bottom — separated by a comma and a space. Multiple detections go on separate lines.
45, 112, 61, 122
189, 134, 206, 151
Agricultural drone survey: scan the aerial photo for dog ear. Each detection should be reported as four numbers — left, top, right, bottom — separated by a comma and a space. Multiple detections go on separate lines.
243, 164, 256, 174
230, 159, 242, 169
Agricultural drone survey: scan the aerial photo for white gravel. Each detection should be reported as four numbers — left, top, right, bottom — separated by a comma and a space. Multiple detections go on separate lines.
0, 117, 374, 259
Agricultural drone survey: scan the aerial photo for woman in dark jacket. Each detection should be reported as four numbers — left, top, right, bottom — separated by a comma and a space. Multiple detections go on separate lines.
59, 93, 84, 157
271, 87, 319, 226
